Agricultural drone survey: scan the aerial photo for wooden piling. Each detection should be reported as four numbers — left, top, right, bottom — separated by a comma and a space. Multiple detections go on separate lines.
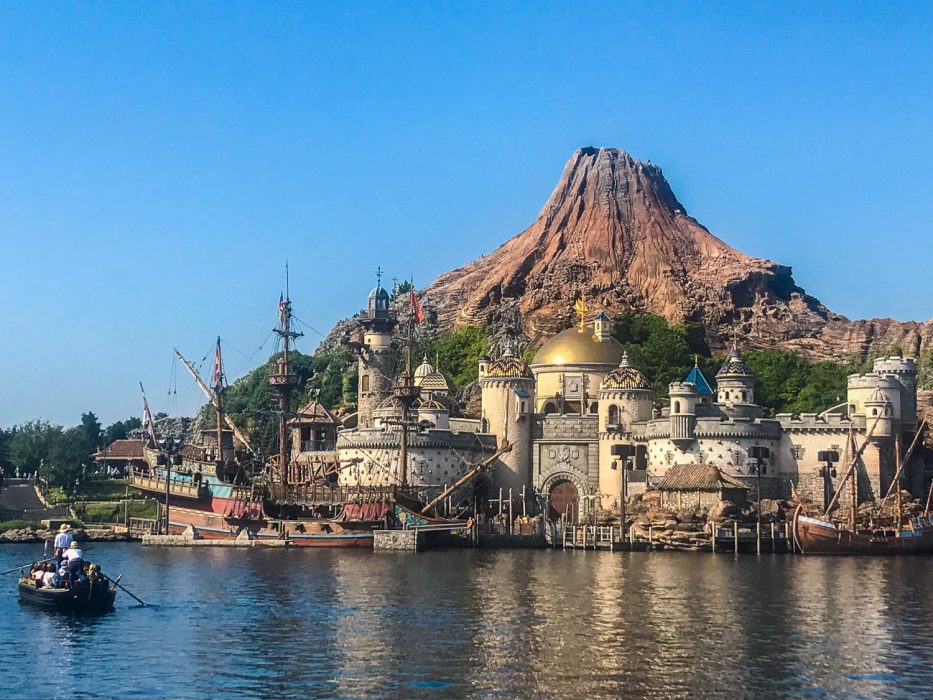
711, 523, 717, 553
734, 521, 739, 554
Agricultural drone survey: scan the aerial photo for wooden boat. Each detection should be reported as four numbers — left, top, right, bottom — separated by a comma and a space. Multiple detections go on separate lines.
792, 419, 933, 555
792, 507, 933, 555
18, 576, 117, 612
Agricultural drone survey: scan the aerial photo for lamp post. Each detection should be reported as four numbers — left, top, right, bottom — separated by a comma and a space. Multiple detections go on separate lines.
748, 446, 770, 553
817, 450, 839, 514
611, 444, 637, 545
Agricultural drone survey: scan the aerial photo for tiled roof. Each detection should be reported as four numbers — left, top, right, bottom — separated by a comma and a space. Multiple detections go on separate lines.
717, 345, 753, 378
657, 464, 748, 491
685, 365, 714, 395
94, 439, 146, 460
290, 399, 338, 425
601, 352, 650, 390
485, 355, 533, 379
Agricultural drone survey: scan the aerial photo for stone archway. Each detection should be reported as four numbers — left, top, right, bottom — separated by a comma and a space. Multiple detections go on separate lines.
541, 471, 590, 522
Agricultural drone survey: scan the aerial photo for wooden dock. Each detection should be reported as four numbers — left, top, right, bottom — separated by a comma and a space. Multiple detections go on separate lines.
559, 521, 795, 553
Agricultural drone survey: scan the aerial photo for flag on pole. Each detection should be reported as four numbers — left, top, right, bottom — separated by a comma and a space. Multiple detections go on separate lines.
410, 288, 424, 324
278, 293, 287, 328
140, 382, 159, 448
212, 338, 224, 391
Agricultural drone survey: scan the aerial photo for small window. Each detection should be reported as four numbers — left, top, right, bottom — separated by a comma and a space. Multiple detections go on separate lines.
608, 405, 619, 424
872, 408, 878, 416
725, 391, 730, 400
673, 400, 681, 414
361, 375, 370, 392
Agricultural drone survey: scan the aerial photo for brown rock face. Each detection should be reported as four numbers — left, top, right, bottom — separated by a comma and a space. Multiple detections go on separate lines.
420, 147, 933, 359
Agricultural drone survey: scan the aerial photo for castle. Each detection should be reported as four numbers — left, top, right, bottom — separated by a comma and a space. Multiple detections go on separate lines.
291, 282, 924, 520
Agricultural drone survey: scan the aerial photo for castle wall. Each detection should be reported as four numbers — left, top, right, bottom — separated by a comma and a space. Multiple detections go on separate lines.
336, 429, 495, 489
532, 414, 599, 517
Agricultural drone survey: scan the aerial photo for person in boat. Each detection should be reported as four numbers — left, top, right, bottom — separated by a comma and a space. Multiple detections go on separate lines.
42, 563, 59, 589
30, 563, 45, 587
60, 541, 85, 583
52, 524, 73, 565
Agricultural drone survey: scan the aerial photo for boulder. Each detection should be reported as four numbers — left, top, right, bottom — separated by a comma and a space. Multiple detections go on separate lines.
707, 500, 741, 522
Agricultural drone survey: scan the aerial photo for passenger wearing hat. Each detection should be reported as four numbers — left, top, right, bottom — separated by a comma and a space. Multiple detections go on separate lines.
52, 524, 73, 565
62, 541, 85, 582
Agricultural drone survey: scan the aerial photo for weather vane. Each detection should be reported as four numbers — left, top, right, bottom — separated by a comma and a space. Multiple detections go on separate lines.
574, 295, 588, 330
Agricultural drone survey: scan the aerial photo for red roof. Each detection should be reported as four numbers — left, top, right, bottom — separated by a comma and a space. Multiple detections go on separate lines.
94, 439, 147, 461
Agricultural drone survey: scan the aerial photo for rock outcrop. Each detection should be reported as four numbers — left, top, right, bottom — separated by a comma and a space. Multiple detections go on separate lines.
327, 147, 933, 361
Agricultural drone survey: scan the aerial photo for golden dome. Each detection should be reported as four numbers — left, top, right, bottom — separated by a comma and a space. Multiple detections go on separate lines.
531, 327, 624, 367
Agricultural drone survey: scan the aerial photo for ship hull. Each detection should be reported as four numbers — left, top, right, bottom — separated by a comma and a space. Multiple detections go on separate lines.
166, 505, 376, 548
792, 508, 933, 555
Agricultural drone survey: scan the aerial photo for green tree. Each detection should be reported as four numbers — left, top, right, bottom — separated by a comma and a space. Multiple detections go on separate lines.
420, 326, 490, 387
80, 412, 102, 450
306, 347, 357, 409
9, 420, 62, 476
611, 313, 707, 394
102, 417, 142, 445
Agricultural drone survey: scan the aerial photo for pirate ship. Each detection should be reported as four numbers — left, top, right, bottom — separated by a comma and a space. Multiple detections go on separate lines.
128, 274, 493, 547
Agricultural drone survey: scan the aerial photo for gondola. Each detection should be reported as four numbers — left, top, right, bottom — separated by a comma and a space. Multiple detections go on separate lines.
18, 575, 117, 613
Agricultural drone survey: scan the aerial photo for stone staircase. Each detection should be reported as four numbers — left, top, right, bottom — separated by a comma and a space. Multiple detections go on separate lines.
0, 478, 72, 521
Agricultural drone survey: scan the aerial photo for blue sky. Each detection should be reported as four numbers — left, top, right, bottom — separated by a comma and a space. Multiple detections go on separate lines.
1, 2, 931, 426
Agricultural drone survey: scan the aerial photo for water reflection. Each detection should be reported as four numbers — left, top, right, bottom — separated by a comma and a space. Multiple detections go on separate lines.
2, 544, 933, 698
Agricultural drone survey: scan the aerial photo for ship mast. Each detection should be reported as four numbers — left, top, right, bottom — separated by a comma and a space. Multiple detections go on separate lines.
212, 337, 225, 462
174, 347, 257, 455
269, 263, 303, 487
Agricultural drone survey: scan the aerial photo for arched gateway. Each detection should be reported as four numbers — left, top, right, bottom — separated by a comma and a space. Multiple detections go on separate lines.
547, 479, 580, 522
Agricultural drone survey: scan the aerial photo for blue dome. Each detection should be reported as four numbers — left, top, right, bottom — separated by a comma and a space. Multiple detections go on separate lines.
369, 286, 390, 300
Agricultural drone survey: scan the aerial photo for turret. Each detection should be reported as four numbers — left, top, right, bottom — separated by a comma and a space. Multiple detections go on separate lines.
597, 351, 653, 510
593, 311, 612, 342
669, 382, 697, 447
479, 351, 535, 510
356, 270, 400, 429
864, 387, 894, 438
478, 355, 491, 379
716, 344, 755, 407
873, 356, 917, 430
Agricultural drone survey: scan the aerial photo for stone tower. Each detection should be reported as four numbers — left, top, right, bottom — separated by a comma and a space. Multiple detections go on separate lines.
669, 382, 698, 447
716, 345, 755, 407
597, 352, 653, 511
356, 278, 399, 429
479, 351, 535, 510
872, 356, 917, 430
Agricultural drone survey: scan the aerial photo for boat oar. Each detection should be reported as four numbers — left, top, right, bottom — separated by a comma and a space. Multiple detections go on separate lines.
1, 558, 56, 576
110, 575, 150, 607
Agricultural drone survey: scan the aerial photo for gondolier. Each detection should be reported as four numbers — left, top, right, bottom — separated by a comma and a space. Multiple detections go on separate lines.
52, 524, 73, 564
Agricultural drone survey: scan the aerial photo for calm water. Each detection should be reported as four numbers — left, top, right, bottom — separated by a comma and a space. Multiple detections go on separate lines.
1, 544, 932, 699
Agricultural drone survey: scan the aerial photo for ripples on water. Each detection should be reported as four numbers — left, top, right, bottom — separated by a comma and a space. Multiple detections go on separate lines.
1, 544, 931, 698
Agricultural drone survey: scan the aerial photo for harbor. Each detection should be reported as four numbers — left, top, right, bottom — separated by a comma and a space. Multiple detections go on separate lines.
4, 542, 933, 698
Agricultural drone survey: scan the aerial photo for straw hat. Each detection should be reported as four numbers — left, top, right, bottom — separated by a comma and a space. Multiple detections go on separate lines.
68, 541, 79, 549
59, 524, 70, 532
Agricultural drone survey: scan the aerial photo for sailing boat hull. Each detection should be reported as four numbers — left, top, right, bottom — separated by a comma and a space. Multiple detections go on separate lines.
793, 509, 933, 555
166, 505, 376, 548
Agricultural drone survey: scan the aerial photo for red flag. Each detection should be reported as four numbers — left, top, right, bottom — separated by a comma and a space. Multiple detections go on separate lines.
410, 288, 424, 324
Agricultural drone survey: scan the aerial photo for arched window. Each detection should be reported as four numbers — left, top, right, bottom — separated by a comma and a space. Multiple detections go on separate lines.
481, 417, 489, 432
607, 404, 619, 424
361, 375, 370, 392
589, 402, 598, 415
725, 391, 730, 400
673, 400, 681, 414
885, 406, 892, 416
740, 391, 746, 401
543, 402, 556, 415
872, 408, 878, 416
